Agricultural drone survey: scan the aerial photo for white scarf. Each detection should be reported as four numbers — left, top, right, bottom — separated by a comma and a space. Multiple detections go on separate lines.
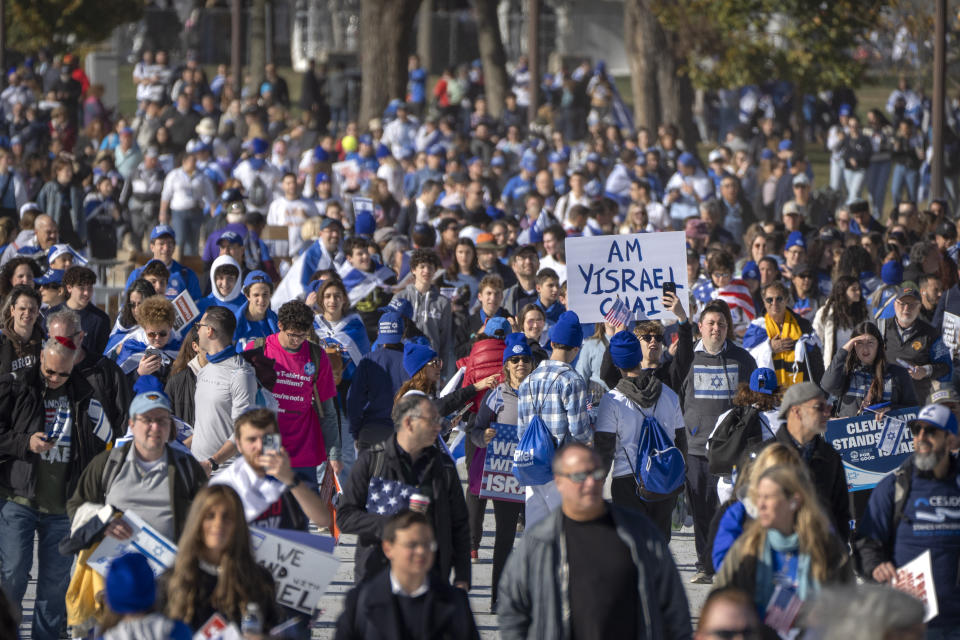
209, 456, 287, 522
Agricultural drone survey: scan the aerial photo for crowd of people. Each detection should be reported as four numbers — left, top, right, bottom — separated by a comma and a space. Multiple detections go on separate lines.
0, 44, 955, 640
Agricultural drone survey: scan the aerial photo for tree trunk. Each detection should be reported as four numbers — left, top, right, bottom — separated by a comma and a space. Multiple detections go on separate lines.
359, 0, 423, 127
248, 0, 267, 92
655, 28, 699, 153
623, 0, 697, 151
624, 0, 660, 132
417, 0, 433, 73
475, 0, 509, 118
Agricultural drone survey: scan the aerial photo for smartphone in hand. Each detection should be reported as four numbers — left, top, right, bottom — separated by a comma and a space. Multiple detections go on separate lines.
262, 433, 281, 455
663, 282, 677, 296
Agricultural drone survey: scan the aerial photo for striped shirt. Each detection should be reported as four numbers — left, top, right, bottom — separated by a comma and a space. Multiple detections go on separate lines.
517, 359, 591, 445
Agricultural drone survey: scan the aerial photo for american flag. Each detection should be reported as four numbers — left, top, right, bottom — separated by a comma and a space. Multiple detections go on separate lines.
365, 476, 417, 516
603, 297, 631, 327
717, 279, 756, 320
764, 584, 803, 633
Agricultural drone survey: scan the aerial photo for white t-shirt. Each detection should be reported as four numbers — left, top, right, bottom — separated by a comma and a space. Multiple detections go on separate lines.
595, 383, 684, 478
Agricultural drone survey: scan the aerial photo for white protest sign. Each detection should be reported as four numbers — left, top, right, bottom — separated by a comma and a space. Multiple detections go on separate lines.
893, 549, 939, 622
943, 312, 960, 359
172, 289, 200, 331
566, 231, 689, 324
86, 511, 177, 578
250, 527, 339, 614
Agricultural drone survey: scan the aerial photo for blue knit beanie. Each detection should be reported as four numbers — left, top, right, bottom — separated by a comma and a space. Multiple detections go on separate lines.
609, 331, 642, 370
403, 341, 437, 376
106, 553, 156, 614
549, 310, 584, 349
354, 210, 376, 237
881, 260, 904, 286
503, 332, 533, 364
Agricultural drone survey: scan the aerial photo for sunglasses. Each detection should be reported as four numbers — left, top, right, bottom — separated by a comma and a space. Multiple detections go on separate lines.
507, 356, 531, 365
765, 296, 785, 304
44, 368, 71, 379
638, 334, 664, 344
427, 358, 443, 368
909, 423, 943, 438
146, 330, 169, 339
557, 468, 605, 483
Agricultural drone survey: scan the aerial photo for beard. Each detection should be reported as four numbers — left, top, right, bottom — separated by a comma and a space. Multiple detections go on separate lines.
914, 448, 944, 471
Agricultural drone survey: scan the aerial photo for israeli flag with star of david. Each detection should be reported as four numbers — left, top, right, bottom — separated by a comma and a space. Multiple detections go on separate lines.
692, 364, 739, 400
365, 476, 418, 516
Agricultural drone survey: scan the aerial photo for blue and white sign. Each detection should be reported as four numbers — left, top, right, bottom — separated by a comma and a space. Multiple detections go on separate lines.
565, 231, 689, 324
480, 423, 525, 503
826, 406, 918, 492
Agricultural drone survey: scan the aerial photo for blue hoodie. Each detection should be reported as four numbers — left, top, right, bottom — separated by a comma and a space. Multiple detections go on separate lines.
233, 301, 279, 353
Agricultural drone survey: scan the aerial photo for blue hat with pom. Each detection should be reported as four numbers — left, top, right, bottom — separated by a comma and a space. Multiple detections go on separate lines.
549, 310, 584, 349
502, 332, 533, 364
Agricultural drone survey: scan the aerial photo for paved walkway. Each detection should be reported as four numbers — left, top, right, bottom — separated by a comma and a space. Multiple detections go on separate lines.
20, 482, 711, 638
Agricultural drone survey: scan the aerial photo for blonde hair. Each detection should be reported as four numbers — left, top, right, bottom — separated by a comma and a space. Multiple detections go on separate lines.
135, 295, 175, 327
733, 441, 804, 499
741, 465, 834, 582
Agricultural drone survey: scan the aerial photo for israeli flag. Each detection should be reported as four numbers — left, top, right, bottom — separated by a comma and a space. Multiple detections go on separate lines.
272, 240, 336, 311
336, 260, 396, 306
692, 364, 739, 400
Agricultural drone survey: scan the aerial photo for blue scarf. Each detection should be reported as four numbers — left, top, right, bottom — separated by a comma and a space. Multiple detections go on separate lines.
206, 345, 237, 364
755, 529, 815, 614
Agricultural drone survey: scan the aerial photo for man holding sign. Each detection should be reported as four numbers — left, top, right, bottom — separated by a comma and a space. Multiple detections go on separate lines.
854, 403, 960, 636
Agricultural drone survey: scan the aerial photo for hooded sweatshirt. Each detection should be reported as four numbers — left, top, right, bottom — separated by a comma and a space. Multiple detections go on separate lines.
196, 254, 245, 317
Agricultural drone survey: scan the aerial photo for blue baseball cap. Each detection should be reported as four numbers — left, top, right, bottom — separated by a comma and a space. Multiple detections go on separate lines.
36, 269, 64, 286
750, 368, 778, 395
483, 316, 511, 337
912, 403, 959, 435
217, 230, 243, 245
778, 139, 794, 152
377, 311, 404, 344
359, 134, 373, 146
586, 152, 601, 164
150, 224, 175, 241
427, 144, 445, 157
315, 171, 330, 186
548, 151, 565, 164
243, 270, 272, 290
490, 156, 505, 168
677, 152, 697, 167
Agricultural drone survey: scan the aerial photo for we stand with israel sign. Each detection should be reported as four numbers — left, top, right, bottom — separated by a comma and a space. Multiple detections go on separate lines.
566, 232, 690, 324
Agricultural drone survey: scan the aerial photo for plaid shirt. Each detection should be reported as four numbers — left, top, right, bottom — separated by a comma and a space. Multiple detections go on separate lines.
517, 359, 591, 445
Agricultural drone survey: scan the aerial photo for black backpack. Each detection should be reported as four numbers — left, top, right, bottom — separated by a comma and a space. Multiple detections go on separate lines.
707, 405, 765, 475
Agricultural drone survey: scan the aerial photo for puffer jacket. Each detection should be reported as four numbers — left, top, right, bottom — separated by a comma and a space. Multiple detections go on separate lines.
457, 337, 505, 414
497, 503, 692, 640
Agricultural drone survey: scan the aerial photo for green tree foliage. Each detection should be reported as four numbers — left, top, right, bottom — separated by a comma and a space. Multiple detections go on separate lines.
653, 0, 889, 92
8, 0, 143, 53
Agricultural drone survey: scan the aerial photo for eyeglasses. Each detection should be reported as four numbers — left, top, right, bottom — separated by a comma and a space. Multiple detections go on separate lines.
283, 331, 310, 341
712, 272, 732, 279
909, 423, 944, 438
556, 468, 605, 483
638, 334, 664, 343
427, 358, 443, 368
802, 401, 829, 413
398, 540, 439, 552
43, 368, 71, 379
146, 330, 169, 339
764, 296, 785, 303
507, 356, 531, 365
135, 415, 172, 428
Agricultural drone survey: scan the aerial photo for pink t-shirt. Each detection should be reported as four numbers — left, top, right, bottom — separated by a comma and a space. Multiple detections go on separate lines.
261, 334, 337, 467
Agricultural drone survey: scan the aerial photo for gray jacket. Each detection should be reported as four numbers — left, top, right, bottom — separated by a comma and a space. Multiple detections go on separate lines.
468, 383, 519, 448
497, 504, 693, 640
394, 284, 456, 378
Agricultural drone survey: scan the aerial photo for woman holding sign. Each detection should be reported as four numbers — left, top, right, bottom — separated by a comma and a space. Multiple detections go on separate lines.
162, 485, 280, 632
465, 332, 532, 611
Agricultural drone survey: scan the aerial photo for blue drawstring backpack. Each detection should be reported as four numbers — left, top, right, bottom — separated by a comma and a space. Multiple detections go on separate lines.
626, 401, 686, 501
513, 373, 562, 486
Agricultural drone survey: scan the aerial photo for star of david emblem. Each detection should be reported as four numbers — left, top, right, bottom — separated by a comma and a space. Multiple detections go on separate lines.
711, 374, 723, 388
